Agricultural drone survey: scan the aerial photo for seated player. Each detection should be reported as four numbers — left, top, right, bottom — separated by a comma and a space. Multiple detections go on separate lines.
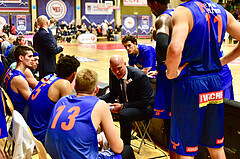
27, 55, 80, 144
122, 34, 157, 74
4, 52, 39, 90
45, 68, 135, 159
3, 45, 34, 115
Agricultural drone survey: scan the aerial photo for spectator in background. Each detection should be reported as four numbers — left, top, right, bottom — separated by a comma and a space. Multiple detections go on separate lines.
11, 24, 16, 35
96, 23, 102, 37
1, 33, 9, 54
107, 29, 114, 41
7, 35, 25, 65
102, 21, 108, 36
2, 35, 15, 55
80, 22, 87, 33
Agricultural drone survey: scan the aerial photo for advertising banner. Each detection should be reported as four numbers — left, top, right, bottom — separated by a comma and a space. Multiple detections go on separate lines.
0, 0, 29, 12
138, 15, 152, 38
38, 0, 74, 24
0, 14, 9, 32
12, 14, 31, 35
123, 0, 147, 6
81, 0, 115, 28
122, 15, 137, 37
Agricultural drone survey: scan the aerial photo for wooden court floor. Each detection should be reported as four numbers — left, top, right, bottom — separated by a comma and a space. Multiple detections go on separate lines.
61, 38, 240, 102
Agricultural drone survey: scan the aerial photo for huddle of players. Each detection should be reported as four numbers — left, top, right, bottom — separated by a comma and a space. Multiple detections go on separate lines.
3, 45, 135, 158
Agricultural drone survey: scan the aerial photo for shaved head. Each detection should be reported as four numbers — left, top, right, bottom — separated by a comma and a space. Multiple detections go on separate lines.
110, 55, 124, 66
37, 15, 49, 28
110, 55, 126, 79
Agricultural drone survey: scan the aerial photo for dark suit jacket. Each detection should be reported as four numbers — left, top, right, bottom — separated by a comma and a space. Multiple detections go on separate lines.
33, 27, 63, 73
100, 66, 155, 111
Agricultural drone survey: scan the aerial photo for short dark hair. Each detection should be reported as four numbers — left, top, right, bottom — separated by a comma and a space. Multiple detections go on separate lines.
16, 35, 25, 44
147, 0, 169, 5
14, 45, 35, 62
121, 34, 137, 45
56, 55, 80, 78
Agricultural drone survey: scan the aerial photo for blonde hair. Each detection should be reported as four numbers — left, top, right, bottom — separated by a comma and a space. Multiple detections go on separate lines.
75, 69, 98, 94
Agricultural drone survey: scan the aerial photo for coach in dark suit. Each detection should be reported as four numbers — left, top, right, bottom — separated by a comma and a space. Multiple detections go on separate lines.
100, 55, 155, 145
33, 15, 63, 79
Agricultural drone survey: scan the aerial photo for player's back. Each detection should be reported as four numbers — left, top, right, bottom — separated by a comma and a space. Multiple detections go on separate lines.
27, 74, 61, 143
180, 0, 227, 76
45, 95, 99, 159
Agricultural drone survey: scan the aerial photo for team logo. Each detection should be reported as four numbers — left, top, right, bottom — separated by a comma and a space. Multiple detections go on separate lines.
124, 17, 135, 29
46, 0, 67, 20
154, 109, 164, 116
171, 140, 179, 149
0, 16, 6, 30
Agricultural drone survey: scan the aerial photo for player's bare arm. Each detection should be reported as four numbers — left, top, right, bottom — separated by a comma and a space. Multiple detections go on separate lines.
221, 11, 240, 65
24, 68, 38, 89
93, 100, 123, 154
11, 75, 31, 100
48, 79, 73, 103
166, 6, 192, 79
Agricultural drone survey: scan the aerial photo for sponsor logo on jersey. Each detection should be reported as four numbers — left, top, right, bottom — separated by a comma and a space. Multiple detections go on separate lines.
186, 146, 198, 152
216, 137, 224, 144
199, 90, 223, 107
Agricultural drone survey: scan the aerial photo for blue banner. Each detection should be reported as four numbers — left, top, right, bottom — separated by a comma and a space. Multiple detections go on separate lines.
0, 14, 9, 32
0, 0, 29, 12
81, 0, 115, 28
38, 0, 74, 24
122, 15, 137, 37
12, 14, 31, 35
138, 15, 152, 38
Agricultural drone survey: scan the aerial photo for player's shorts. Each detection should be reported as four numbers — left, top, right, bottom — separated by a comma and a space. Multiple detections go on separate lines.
153, 70, 172, 119
169, 73, 224, 156
223, 83, 234, 100
99, 149, 122, 159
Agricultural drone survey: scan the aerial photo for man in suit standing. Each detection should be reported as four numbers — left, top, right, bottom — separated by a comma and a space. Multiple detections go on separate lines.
100, 55, 155, 145
33, 15, 64, 79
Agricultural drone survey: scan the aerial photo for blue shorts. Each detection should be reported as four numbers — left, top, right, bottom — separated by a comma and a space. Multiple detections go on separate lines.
223, 83, 234, 100
99, 149, 122, 159
169, 74, 224, 156
153, 70, 172, 119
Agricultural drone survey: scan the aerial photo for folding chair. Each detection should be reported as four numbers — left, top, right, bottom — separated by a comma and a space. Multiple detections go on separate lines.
131, 119, 157, 154
28, 127, 52, 159
1, 88, 14, 157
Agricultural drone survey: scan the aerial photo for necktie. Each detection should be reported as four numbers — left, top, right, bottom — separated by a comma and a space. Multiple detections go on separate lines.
120, 79, 127, 103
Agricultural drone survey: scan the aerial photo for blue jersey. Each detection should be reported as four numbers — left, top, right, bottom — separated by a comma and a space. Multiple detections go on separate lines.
4, 69, 28, 115
153, 9, 174, 119
27, 74, 61, 143
128, 44, 157, 71
0, 61, 8, 139
45, 95, 100, 159
179, 0, 227, 77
